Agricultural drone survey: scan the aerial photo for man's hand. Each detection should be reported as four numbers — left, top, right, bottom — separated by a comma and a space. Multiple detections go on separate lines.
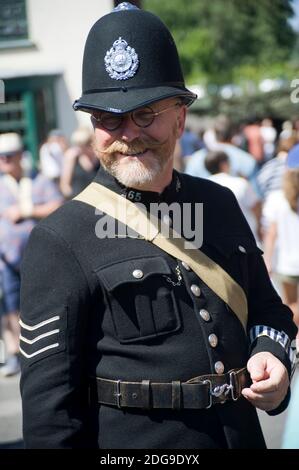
242, 351, 289, 411
2, 205, 22, 223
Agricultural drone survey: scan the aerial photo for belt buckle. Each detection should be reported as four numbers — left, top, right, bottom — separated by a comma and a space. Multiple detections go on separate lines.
202, 380, 213, 409
229, 371, 239, 401
114, 380, 122, 408
203, 372, 239, 408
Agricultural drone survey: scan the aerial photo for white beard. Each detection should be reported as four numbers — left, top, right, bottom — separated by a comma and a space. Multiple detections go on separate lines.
108, 156, 163, 187
95, 120, 178, 189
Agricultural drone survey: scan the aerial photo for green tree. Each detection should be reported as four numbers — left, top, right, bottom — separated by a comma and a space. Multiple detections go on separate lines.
143, 0, 296, 84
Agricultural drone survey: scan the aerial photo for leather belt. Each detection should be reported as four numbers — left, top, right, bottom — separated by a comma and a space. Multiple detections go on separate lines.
89, 367, 251, 410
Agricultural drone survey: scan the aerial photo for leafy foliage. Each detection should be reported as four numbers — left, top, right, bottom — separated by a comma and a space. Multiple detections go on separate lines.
143, 0, 296, 85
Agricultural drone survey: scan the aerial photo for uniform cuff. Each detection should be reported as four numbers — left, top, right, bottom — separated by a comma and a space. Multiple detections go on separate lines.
249, 325, 297, 378
250, 336, 292, 416
266, 388, 291, 416
249, 335, 291, 377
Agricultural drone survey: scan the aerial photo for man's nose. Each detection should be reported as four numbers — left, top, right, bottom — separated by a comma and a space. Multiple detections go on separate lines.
119, 114, 141, 142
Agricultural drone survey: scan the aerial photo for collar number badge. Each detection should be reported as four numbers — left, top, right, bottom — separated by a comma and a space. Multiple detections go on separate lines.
104, 37, 139, 80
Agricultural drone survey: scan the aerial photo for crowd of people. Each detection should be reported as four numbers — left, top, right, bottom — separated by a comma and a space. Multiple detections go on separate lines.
0, 114, 299, 378
0, 128, 99, 376
181, 116, 299, 335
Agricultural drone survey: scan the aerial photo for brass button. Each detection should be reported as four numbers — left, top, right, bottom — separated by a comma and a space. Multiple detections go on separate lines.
132, 269, 143, 279
182, 261, 191, 271
191, 284, 201, 297
214, 361, 224, 374
199, 309, 210, 322
208, 334, 218, 348
238, 245, 247, 253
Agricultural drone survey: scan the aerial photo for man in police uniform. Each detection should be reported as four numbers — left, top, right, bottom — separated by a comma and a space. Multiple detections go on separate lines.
20, 3, 297, 449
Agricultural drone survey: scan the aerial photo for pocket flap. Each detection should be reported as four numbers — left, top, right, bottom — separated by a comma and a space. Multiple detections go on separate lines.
95, 255, 172, 291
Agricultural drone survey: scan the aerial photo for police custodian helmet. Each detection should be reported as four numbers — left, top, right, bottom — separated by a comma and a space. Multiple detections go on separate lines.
73, 2, 197, 115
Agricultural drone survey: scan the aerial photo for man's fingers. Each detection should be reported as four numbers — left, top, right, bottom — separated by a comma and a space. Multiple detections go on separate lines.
248, 362, 266, 382
250, 365, 289, 393
244, 353, 289, 411
249, 378, 279, 393
242, 388, 278, 401
241, 393, 277, 411
242, 386, 285, 411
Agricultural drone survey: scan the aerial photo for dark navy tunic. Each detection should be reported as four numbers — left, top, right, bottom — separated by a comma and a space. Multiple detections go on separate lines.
19, 167, 297, 449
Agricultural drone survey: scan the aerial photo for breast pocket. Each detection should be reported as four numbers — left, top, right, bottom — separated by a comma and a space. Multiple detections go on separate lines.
95, 256, 182, 344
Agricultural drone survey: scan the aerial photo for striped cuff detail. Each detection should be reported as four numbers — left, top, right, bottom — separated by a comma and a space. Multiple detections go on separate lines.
249, 325, 298, 377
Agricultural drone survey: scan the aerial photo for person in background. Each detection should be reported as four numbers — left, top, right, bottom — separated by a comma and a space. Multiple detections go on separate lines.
180, 126, 204, 158
293, 118, 299, 142
202, 115, 229, 151
231, 122, 248, 151
243, 117, 264, 165
257, 136, 298, 201
60, 127, 100, 199
260, 118, 277, 162
0, 133, 63, 376
185, 119, 257, 183
39, 129, 68, 185
279, 121, 294, 141
205, 151, 262, 244
263, 144, 299, 333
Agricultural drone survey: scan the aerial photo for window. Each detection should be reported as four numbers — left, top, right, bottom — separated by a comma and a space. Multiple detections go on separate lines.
0, 0, 28, 43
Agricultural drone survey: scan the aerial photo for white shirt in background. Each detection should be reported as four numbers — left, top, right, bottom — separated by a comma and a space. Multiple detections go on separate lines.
260, 125, 277, 160
265, 190, 299, 275
209, 172, 260, 241
39, 142, 64, 180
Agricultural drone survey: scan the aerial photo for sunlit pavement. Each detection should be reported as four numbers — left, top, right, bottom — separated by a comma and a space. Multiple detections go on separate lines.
257, 367, 299, 448
0, 373, 23, 449
0, 368, 298, 449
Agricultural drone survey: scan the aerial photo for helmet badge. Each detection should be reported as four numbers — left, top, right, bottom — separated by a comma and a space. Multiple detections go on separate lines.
104, 37, 139, 80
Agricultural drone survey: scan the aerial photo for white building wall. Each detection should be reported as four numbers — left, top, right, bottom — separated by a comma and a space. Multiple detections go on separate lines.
0, 0, 114, 137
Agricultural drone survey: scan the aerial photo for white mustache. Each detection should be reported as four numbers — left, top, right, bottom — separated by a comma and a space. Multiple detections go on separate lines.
99, 138, 167, 155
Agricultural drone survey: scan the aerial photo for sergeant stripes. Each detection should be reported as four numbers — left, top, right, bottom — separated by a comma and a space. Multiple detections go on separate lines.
19, 315, 60, 359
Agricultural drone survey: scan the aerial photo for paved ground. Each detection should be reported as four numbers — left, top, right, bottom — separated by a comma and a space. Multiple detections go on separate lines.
0, 368, 298, 449
0, 373, 23, 448
258, 366, 299, 449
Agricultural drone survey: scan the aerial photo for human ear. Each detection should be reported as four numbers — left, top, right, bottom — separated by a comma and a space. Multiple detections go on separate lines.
176, 105, 187, 138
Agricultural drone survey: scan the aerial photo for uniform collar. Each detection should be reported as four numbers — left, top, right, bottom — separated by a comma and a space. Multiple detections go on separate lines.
93, 165, 182, 206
